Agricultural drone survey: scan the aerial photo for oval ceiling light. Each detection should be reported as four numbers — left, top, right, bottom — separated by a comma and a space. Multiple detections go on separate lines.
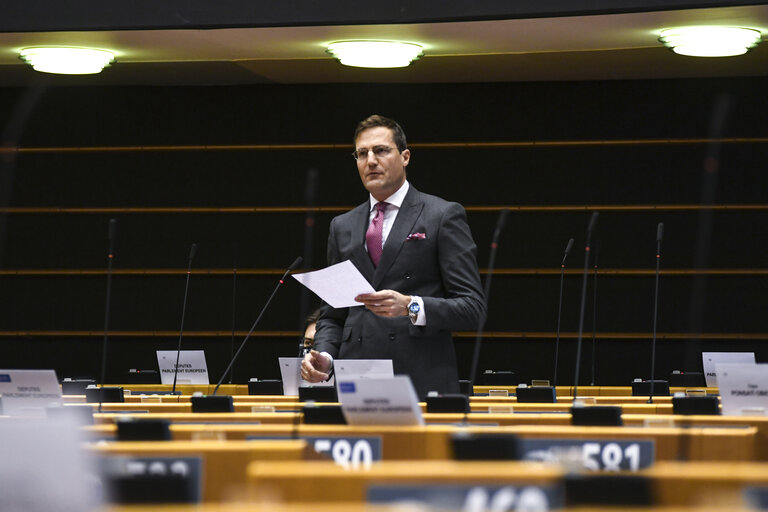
326, 41, 423, 68
659, 27, 762, 57
19, 47, 115, 74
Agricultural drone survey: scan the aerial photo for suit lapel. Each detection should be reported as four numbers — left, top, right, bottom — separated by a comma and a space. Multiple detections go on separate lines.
349, 202, 376, 281
373, 186, 423, 287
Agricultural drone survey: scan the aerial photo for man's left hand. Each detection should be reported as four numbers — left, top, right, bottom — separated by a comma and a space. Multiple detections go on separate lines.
355, 290, 410, 318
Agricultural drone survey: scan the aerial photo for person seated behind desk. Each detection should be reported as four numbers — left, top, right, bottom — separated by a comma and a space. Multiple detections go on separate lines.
300, 308, 322, 357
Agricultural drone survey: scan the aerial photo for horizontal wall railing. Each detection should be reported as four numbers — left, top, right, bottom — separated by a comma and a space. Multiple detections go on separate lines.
1, 137, 767, 154
2, 204, 768, 214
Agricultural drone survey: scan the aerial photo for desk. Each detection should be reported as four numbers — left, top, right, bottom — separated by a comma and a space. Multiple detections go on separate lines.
107, 505, 428, 512
105, 506, 754, 512
82, 423, 756, 462
84, 407, 768, 458
91, 412, 294, 426
65, 394, 301, 404
86, 439, 308, 501
67, 393, 684, 405
79, 401, 677, 415
69, 384, 719, 396
78, 402, 302, 413
245, 460, 768, 506
247, 460, 560, 502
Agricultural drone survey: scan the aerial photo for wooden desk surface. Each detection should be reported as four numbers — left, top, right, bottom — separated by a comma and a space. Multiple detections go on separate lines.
87, 439, 308, 502
63, 383, 718, 397
77, 400, 678, 416
83, 409, 768, 460
247, 460, 561, 503
105, 506, 753, 512
82, 422, 756, 462
245, 459, 768, 506
106, 505, 428, 512
68, 393, 685, 407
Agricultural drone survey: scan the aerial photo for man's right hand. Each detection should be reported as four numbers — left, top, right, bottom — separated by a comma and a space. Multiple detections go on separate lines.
301, 349, 332, 382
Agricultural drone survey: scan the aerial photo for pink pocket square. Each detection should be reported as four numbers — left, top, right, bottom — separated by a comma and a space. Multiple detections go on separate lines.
406, 232, 426, 241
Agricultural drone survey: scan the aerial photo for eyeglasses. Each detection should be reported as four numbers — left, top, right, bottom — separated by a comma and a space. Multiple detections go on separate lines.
352, 145, 399, 161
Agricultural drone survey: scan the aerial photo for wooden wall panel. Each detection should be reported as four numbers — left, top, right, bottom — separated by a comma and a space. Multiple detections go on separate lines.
1, 77, 766, 384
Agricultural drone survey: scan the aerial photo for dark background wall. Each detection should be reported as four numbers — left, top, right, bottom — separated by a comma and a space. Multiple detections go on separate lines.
1, 77, 766, 385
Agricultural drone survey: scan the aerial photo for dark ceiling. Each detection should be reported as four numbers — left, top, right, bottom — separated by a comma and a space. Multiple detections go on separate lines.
0, 2, 766, 86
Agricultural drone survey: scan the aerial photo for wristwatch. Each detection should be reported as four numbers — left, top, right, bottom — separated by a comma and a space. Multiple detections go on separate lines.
407, 296, 421, 322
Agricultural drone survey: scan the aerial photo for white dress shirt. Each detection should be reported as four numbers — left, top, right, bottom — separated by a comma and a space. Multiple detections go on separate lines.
317, 180, 426, 378
365, 180, 425, 326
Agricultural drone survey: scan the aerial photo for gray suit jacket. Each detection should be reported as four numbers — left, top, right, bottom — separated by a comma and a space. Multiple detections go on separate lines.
313, 184, 486, 398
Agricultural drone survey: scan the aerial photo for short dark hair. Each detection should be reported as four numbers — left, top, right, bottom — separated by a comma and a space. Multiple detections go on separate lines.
354, 115, 407, 152
304, 308, 323, 329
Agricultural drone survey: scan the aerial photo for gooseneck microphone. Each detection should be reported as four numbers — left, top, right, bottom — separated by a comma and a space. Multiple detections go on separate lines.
552, 237, 574, 387
171, 243, 198, 395
648, 222, 664, 404
98, 219, 117, 413
212, 256, 303, 395
590, 241, 599, 386
229, 244, 237, 384
573, 212, 598, 400
468, 209, 509, 391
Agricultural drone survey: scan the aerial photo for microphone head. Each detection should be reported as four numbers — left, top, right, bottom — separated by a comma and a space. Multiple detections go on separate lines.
491, 209, 509, 244
565, 238, 575, 255
496, 209, 509, 229
108, 218, 117, 242
189, 243, 198, 260
657, 222, 664, 243
305, 168, 319, 203
587, 212, 599, 234
288, 256, 303, 272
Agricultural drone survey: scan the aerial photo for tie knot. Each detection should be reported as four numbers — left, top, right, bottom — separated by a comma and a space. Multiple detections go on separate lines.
375, 202, 388, 213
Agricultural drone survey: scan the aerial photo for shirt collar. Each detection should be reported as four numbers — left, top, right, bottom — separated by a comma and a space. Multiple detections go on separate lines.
369, 180, 409, 211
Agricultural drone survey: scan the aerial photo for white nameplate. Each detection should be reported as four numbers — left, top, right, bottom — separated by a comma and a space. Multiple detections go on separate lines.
156, 350, 209, 385
279, 357, 334, 396
98, 456, 202, 502
0, 369, 62, 417
703, 351, 755, 387
717, 363, 768, 416
338, 375, 424, 426
307, 436, 382, 470
334, 359, 393, 380
368, 484, 561, 510
245, 434, 382, 470
521, 439, 654, 471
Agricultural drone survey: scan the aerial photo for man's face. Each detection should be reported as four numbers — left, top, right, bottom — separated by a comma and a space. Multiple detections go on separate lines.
355, 126, 410, 201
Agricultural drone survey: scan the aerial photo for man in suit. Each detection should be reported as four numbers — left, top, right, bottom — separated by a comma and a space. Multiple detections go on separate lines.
301, 115, 485, 398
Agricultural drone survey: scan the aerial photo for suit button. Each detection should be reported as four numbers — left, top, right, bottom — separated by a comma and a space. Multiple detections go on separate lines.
389, 333, 395, 341
404, 273, 411, 279
357, 336, 362, 342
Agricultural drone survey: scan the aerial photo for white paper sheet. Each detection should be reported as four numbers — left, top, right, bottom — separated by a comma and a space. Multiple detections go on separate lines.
156, 350, 209, 385
717, 363, 768, 416
278, 357, 334, 396
337, 376, 424, 426
702, 351, 755, 387
0, 369, 62, 417
292, 260, 375, 308
0, 417, 100, 512
334, 359, 394, 381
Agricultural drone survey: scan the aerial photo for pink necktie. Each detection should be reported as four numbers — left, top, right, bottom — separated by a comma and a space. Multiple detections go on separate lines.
366, 202, 387, 267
